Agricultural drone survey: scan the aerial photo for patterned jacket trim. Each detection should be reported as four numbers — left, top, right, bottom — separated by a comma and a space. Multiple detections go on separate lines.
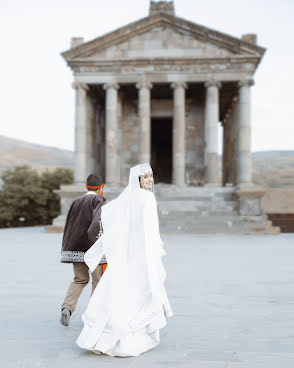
61, 250, 106, 264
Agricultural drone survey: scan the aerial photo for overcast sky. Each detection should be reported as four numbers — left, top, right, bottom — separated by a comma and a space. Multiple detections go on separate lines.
0, 0, 293, 152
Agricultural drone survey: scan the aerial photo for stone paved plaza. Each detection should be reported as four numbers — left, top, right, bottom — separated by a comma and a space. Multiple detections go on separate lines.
1, 227, 294, 367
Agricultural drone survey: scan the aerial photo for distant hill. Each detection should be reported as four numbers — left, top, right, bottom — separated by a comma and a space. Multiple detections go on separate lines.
0, 135, 293, 188
0, 135, 73, 174
252, 151, 294, 188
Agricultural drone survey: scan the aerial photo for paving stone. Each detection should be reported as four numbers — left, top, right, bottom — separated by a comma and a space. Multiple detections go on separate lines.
0, 228, 293, 367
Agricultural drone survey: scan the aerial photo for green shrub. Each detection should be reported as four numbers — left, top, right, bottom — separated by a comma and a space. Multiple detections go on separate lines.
0, 166, 73, 228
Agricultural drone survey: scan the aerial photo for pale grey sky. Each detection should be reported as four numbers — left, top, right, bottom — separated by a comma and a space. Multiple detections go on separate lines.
0, 0, 293, 152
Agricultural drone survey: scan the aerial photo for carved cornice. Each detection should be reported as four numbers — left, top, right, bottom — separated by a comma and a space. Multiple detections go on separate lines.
171, 82, 187, 89
103, 82, 119, 90
238, 79, 254, 87
136, 81, 153, 89
68, 56, 261, 71
205, 80, 221, 88
68, 57, 259, 81
71, 82, 89, 91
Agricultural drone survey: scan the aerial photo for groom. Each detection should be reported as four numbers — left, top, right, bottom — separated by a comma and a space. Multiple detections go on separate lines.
60, 174, 106, 326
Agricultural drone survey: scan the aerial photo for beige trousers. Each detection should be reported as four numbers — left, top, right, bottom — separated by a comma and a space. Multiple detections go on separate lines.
61, 262, 103, 314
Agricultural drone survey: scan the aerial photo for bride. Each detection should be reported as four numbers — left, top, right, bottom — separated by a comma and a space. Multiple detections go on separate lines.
76, 163, 173, 357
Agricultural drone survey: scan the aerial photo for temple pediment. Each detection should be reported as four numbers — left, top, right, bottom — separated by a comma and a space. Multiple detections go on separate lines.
62, 13, 265, 63
81, 27, 240, 60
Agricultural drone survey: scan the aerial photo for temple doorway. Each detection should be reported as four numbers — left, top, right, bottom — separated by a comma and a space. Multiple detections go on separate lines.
151, 118, 172, 184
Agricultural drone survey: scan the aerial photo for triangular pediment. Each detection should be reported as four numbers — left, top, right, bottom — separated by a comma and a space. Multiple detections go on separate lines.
82, 27, 240, 60
62, 13, 265, 62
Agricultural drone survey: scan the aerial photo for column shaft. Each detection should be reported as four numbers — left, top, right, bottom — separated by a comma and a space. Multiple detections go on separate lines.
222, 96, 238, 186
86, 95, 96, 174
136, 81, 152, 163
204, 81, 221, 185
104, 82, 119, 185
231, 98, 238, 185
237, 80, 254, 185
222, 121, 229, 186
171, 82, 187, 186
72, 82, 90, 183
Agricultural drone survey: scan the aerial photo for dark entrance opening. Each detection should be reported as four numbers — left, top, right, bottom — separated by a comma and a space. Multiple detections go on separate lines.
151, 118, 172, 184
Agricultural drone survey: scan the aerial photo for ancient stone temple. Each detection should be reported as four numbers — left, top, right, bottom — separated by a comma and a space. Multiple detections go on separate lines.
52, 1, 279, 234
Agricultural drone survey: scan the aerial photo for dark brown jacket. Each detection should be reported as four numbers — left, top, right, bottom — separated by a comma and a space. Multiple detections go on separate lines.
61, 193, 106, 263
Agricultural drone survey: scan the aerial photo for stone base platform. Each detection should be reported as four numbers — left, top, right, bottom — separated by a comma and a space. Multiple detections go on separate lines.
155, 184, 280, 234
47, 184, 280, 235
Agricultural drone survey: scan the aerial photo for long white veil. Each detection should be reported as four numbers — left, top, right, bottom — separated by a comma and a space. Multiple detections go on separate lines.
77, 163, 172, 355
85, 163, 154, 270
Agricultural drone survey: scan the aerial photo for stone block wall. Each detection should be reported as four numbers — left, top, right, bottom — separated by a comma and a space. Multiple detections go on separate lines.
89, 91, 106, 181
90, 87, 207, 186
185, 98, 205, 185
118, 93, 206, 186
94, 103, 105, 180
119, 95, 140, 185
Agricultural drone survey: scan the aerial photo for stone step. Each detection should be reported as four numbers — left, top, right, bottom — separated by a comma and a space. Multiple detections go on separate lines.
159, 222, 279, 235
157, 200, 237, 214
104, 185, 236, 200
158, 214, 280, 235
200, 210, 238, 216
154, 184, 235, 200
155, 191, 235, 202
158, 200, 230, 209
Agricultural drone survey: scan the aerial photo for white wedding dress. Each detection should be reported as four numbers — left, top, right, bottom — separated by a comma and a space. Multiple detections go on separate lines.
76, 164, 173, 357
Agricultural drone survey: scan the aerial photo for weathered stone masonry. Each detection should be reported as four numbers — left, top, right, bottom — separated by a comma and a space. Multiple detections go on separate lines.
50, 1, 279, 234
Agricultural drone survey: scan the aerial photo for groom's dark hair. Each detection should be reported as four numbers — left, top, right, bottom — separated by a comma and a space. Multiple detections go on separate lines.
86, 174, 103, 191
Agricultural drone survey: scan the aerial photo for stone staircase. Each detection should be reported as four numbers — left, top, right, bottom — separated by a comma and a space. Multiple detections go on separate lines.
154, 185, 279, 234
48, 183, 280, 234
107, 184, 280, 235
156, 184, 237, 217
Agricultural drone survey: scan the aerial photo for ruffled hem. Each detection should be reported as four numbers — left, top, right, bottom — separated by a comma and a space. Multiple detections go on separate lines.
77, 306, 169, 357
93, 325, 161, 357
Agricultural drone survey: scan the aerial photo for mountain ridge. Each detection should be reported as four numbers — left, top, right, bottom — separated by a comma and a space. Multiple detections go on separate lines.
0, 135, 73, 171
0, 135, 293, 187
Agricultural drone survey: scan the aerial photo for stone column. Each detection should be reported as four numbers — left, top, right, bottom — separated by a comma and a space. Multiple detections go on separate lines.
222, 120, 229, 186
204, 80, 221, 185
72, 82, 90, 183
136, 81, 153, 163
86, 94, 96, 174
236, 79, 254, 185
222, 96, 238, 186
103, 82, 119, 185
171, 82, 187, 186
230, 97, 238, 186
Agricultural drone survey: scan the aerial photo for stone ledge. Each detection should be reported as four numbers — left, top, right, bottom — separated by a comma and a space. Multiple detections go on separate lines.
235, 184, 267, 198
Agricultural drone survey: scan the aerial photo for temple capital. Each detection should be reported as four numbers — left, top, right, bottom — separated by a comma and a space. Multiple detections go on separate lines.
71, 82, 89, 91
238, 79, 254, 88
171, 82, 187, 90
136, 81, 153, 90
103, 82, 119, 90
205, 80, 222, 89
